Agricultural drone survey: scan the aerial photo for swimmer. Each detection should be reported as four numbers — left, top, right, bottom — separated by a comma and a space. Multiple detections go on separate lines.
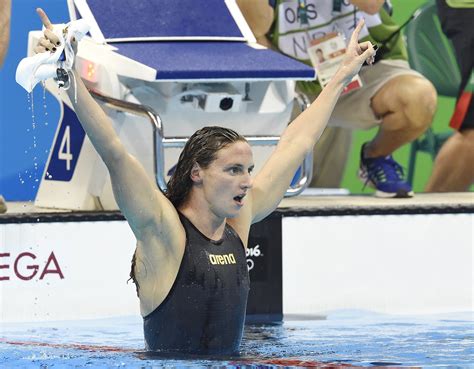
34, 8, 375, 355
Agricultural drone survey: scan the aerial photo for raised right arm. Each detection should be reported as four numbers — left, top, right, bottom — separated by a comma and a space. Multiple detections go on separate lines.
35, 9, 183, 243
67, 69, 181, 237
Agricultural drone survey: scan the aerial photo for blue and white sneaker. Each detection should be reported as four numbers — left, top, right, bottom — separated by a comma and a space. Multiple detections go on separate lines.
359, 144, 414, 198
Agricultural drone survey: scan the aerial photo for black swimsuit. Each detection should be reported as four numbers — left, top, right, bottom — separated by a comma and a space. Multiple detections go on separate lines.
143, 213, 250, 355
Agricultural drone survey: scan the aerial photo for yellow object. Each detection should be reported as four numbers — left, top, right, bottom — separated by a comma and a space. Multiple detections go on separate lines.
446, 0, 474, 8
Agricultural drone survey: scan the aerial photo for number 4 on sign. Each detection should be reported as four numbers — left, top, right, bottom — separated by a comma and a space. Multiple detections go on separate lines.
58, 125, 73, 171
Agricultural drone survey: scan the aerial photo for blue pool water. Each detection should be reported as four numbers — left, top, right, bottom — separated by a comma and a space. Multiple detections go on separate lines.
1, 310, 473, 368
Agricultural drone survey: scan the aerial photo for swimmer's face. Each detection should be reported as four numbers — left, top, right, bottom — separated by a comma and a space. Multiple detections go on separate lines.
200, 141, 254, 218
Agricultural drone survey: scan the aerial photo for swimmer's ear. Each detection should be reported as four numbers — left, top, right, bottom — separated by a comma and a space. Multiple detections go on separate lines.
190, 163, 203, 184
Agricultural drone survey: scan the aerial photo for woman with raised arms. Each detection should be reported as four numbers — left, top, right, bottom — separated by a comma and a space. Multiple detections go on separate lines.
35, 8, 375, 355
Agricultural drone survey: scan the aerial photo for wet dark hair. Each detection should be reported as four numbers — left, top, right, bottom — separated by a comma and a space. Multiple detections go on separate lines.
129, 126, 246, 295
165, 126, 247, 208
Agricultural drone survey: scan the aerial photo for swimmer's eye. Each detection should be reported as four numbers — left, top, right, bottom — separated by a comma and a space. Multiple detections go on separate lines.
227, 165, 254, 175
228, 166, 243, 175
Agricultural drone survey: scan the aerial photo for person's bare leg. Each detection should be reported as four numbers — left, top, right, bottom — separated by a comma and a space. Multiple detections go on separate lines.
425, 129, 474, 192
364, 75, 437, 158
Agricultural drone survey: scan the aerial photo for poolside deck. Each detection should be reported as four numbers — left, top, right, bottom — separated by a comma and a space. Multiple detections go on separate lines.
1, 192, 473, 221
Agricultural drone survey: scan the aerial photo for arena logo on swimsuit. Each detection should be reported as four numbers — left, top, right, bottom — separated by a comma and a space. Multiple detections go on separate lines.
0, 251, 64, 281
209, 253, 236, 265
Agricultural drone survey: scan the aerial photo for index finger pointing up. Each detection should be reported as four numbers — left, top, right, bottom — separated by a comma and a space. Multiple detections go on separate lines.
350, 18, 365, 44
36, 8, 53, 30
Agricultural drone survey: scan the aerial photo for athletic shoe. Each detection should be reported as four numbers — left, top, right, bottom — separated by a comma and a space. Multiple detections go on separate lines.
359, 144, 414, 198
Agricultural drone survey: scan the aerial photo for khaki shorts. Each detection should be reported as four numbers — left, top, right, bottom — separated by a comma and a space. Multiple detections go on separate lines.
329, 59, 424, 130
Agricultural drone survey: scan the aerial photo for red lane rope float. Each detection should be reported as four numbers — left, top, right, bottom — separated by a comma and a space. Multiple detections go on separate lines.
0, 338, 137, 353
232, 358, 412, 368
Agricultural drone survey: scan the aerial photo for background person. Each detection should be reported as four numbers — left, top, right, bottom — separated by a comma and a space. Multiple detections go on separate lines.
34, 8, 374, 355
425, 0, 474, 192
237, 0, 437, 198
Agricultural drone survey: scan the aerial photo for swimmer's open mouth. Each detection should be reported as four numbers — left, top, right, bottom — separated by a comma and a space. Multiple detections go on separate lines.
233, 194, 246, 204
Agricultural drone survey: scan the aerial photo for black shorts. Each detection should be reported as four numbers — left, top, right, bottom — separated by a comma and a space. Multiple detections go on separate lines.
437, 1, 474, 131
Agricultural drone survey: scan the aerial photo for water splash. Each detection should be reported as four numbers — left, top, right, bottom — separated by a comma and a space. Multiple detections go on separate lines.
23, 89, 45, 190
42, 82, 49, 126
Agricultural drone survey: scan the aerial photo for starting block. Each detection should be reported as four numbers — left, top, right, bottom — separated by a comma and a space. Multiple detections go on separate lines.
34, 0, 316, 210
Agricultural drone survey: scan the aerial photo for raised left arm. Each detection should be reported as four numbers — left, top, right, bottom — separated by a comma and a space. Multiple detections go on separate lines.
249, 20, 376, 223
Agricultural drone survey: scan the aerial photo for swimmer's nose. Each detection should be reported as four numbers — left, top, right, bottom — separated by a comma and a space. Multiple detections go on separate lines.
241, 174, 253, 190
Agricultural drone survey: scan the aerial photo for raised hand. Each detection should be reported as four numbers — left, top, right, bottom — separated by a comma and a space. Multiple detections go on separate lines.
338, 19, 376, 85
33, 8, 61, 54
